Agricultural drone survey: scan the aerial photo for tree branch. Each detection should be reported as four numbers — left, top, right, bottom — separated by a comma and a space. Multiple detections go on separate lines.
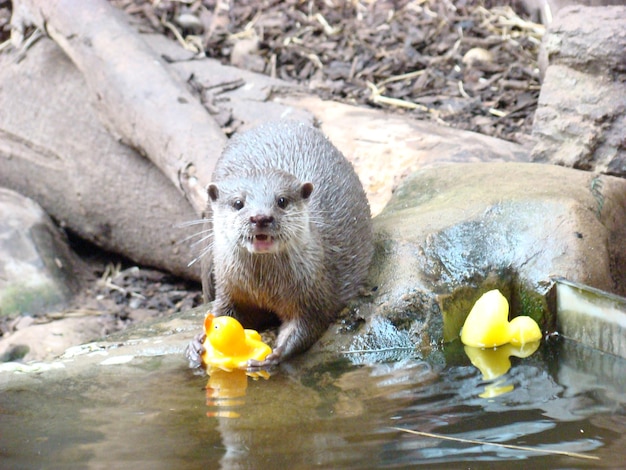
11, 0, 226, 214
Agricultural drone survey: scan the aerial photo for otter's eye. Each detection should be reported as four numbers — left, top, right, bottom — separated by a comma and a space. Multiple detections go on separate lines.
277, 197, 289, 209
233, 199, 244, 210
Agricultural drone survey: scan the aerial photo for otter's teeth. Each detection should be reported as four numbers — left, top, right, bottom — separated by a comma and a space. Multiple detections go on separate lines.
249, 234, 276, 253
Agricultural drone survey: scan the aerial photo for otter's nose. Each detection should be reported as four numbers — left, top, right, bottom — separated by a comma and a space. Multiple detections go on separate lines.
250, 215, 274, 228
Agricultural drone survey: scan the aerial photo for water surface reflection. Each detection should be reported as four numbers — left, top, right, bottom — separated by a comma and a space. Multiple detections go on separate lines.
0, 339, 624, 469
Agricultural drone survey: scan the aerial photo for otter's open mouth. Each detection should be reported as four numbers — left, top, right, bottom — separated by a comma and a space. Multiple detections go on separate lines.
248, 234, 277, 253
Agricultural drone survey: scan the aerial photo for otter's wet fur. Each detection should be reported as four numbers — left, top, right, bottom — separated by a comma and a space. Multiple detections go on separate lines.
190, 120, 373, 367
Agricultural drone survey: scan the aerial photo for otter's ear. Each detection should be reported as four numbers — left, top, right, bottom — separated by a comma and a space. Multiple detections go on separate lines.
301, 182, 314, 200
208, 184, 220, 202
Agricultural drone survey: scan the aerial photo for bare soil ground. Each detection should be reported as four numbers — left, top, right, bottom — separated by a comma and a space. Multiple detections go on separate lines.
0, 0, 544, 357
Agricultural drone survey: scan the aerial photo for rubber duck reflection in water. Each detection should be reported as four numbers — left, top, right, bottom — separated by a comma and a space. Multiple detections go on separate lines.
464, 341, 540, 398
205, 367, 270, 418
460, 290, 542, 398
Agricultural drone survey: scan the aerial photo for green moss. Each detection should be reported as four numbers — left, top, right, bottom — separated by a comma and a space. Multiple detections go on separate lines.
0, 282, 65, 317
511, 286, 553, 332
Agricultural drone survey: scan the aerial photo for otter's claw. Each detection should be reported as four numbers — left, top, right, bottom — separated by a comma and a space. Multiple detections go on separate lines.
185, 332, 206, 369
247, 347, 282, 371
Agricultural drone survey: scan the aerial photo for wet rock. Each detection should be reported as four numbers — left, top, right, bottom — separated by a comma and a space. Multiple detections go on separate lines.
315, 162, 626, 358
281, 95, 530, 216
0, 188, 84, 317
0, 316, 108, 363
531, 5, 626, 177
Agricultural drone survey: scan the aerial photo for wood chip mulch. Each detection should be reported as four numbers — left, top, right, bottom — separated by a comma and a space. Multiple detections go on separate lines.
1, 1, 544, 144
112, 0, 545, 146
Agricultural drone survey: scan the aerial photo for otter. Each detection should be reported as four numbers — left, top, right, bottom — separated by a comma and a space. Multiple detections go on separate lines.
186, 120, 373, 369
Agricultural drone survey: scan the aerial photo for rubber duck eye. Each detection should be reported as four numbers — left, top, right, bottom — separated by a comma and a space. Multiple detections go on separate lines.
233, 199, 244, 210
277, 197, 288, 209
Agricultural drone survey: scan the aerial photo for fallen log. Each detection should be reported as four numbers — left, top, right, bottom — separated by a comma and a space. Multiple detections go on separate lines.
0, 38, 203, 280
10, 0, 227, 214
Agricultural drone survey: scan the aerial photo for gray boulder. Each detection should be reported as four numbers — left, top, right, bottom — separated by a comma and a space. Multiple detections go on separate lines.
0, 188, 83, 317
314, 162, 626, 360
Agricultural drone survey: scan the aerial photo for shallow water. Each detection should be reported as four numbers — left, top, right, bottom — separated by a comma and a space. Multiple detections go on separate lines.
1, 339, 624, 469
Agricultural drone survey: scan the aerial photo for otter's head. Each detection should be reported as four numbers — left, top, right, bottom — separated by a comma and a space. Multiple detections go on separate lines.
208, 170, 314, 255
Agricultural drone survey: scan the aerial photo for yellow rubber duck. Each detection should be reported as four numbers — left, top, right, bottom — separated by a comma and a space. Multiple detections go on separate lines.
201, 313, 272, 371
460, 289, 542, 348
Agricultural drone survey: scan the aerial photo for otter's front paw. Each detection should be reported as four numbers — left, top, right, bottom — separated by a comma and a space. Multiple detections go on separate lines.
185, 332, 206, 369
247, 347, 282, 371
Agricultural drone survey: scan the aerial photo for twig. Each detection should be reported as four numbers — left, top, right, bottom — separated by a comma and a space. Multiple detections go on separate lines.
340, 346, 415, 354
46, 309, 106, 319
391, 427, 600, 461
314, 13, 339, 35
367, 81, 430, 112
162, 19, 203, 54
377, 70, 425, 87
488, 107, 507, 117
0, 39, 11, 52
458, 80, 470, 98
103, 279, 147, 300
